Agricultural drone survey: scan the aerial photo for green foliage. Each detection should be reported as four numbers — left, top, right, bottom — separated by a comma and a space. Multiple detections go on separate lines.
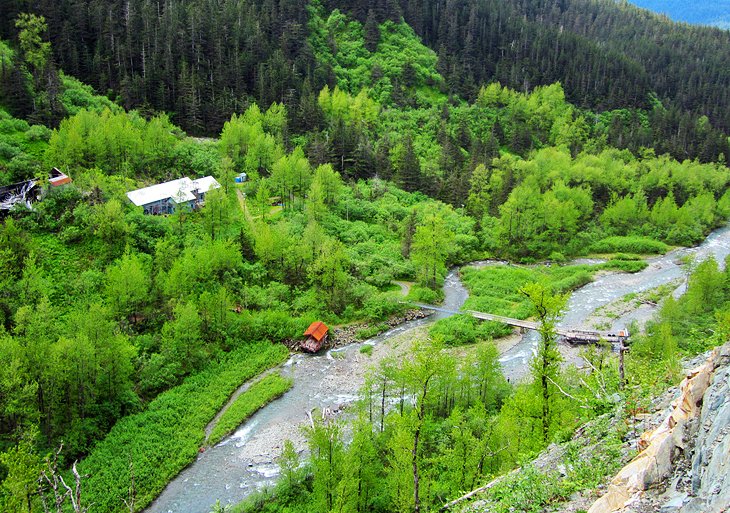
355, 323, 388, 340
457, 264, 595, 320
600, 258, 649, 273
589, 236, 670, 254
59, 73, 120, 115
15, 14, 50, 71
207, 373, 293, 445
3, 24, 730, 508
308, 5, 445, 106
45, 108, 189, 179
411, 212, 454, 289
0, 109, 48, 184
219, 105, 285, 179
487, 465, 565, 513
430, 314, 510, 346
0, 430, 42, 513
80, 343, 288, 513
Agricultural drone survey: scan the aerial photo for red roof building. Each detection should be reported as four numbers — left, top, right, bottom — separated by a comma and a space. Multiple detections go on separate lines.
49, 168, 72, 187
302, 321, 329, 353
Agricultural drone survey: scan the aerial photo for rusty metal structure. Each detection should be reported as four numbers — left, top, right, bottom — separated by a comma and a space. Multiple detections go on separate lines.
0, 179, 39, 212
1, 169, 73, 213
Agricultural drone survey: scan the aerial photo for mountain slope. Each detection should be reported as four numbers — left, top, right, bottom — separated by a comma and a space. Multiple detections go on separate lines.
2, 0, 730, 135
330, 0, 730, 130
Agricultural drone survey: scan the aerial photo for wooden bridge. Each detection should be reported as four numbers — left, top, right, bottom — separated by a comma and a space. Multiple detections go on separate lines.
413, 303, 630, 345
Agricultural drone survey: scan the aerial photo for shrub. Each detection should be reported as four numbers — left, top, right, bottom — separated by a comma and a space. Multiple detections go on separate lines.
589, 236, 669, 254
356, 323, 388, 340
25, 124, 52, 142
407, 285, 444, 304
430, 315, 511, 346
600, 259, 648, 273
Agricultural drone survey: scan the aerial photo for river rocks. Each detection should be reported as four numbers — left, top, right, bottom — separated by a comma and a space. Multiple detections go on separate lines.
329, 309, 431, 349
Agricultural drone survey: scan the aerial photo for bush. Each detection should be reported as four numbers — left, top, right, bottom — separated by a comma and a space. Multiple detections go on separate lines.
548, 251, 567, 263
0, 140, 20, 160
356, 323, 389, 340
430, 314, 511, 346
407, 285, 444, 304
600, 259, 648, 273
589, 236, 669, 254
551, 270, 593, 293
361, 291, 407, 321
24, 124, 52, 142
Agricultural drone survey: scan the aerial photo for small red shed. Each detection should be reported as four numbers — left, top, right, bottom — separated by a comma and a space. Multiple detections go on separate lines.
302, 321, 329, 353
49, 167, 72, 187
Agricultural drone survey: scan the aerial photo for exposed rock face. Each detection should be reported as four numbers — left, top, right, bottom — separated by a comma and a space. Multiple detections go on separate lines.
681, 362, 729, 513
588, 342, 730, 513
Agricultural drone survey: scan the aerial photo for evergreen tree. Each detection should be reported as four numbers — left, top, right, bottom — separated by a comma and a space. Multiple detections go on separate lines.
364, 9, 380, 53
396, 134, 421, 193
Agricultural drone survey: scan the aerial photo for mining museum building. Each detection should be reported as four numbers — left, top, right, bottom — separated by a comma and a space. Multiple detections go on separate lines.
126, 176, 220, 215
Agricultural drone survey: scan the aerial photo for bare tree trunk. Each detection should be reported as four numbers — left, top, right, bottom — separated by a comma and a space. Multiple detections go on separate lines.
38, 445, 91, 513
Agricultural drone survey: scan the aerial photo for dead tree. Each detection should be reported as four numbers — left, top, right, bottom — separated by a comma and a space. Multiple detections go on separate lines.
122, 455, 136, 513
38, 445, 91, 513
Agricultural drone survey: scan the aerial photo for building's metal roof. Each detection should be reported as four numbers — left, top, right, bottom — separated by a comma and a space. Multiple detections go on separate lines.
304, 321, 329, 342
49, 175, 72, 186
192, 176, 221, 194
126, 176, 220, 207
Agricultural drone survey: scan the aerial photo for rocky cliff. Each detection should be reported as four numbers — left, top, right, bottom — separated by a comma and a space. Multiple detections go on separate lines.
589, 343, 730, 513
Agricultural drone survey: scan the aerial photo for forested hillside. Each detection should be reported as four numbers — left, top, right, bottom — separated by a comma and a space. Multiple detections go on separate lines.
2, 0, 730, 137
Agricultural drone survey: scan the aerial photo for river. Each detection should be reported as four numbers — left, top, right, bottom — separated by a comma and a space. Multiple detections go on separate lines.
146, 225, 730, 513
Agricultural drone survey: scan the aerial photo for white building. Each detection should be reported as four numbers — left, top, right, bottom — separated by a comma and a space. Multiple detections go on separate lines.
126, 176, 221, 215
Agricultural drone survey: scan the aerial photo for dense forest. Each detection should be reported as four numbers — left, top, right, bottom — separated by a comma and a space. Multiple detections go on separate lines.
1, 0, 730, 512
2, 0, 730, 138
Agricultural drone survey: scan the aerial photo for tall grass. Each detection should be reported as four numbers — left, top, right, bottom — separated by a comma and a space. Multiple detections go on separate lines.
208, 373, 293, 445
79, 342, 289, 513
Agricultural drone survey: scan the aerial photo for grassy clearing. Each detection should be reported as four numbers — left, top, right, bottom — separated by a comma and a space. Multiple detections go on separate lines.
355, 322, 389, 340
79, 342, 289, 513
429, 264, 597, 346
461, 264, 596, 317
208, 373, 293, 445
600, 258, 648, 273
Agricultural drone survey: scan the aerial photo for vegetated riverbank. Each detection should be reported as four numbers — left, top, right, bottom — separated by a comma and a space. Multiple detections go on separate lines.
143, 269, 469, 513
226, 226, 730, 513
79, 343, 290, 513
